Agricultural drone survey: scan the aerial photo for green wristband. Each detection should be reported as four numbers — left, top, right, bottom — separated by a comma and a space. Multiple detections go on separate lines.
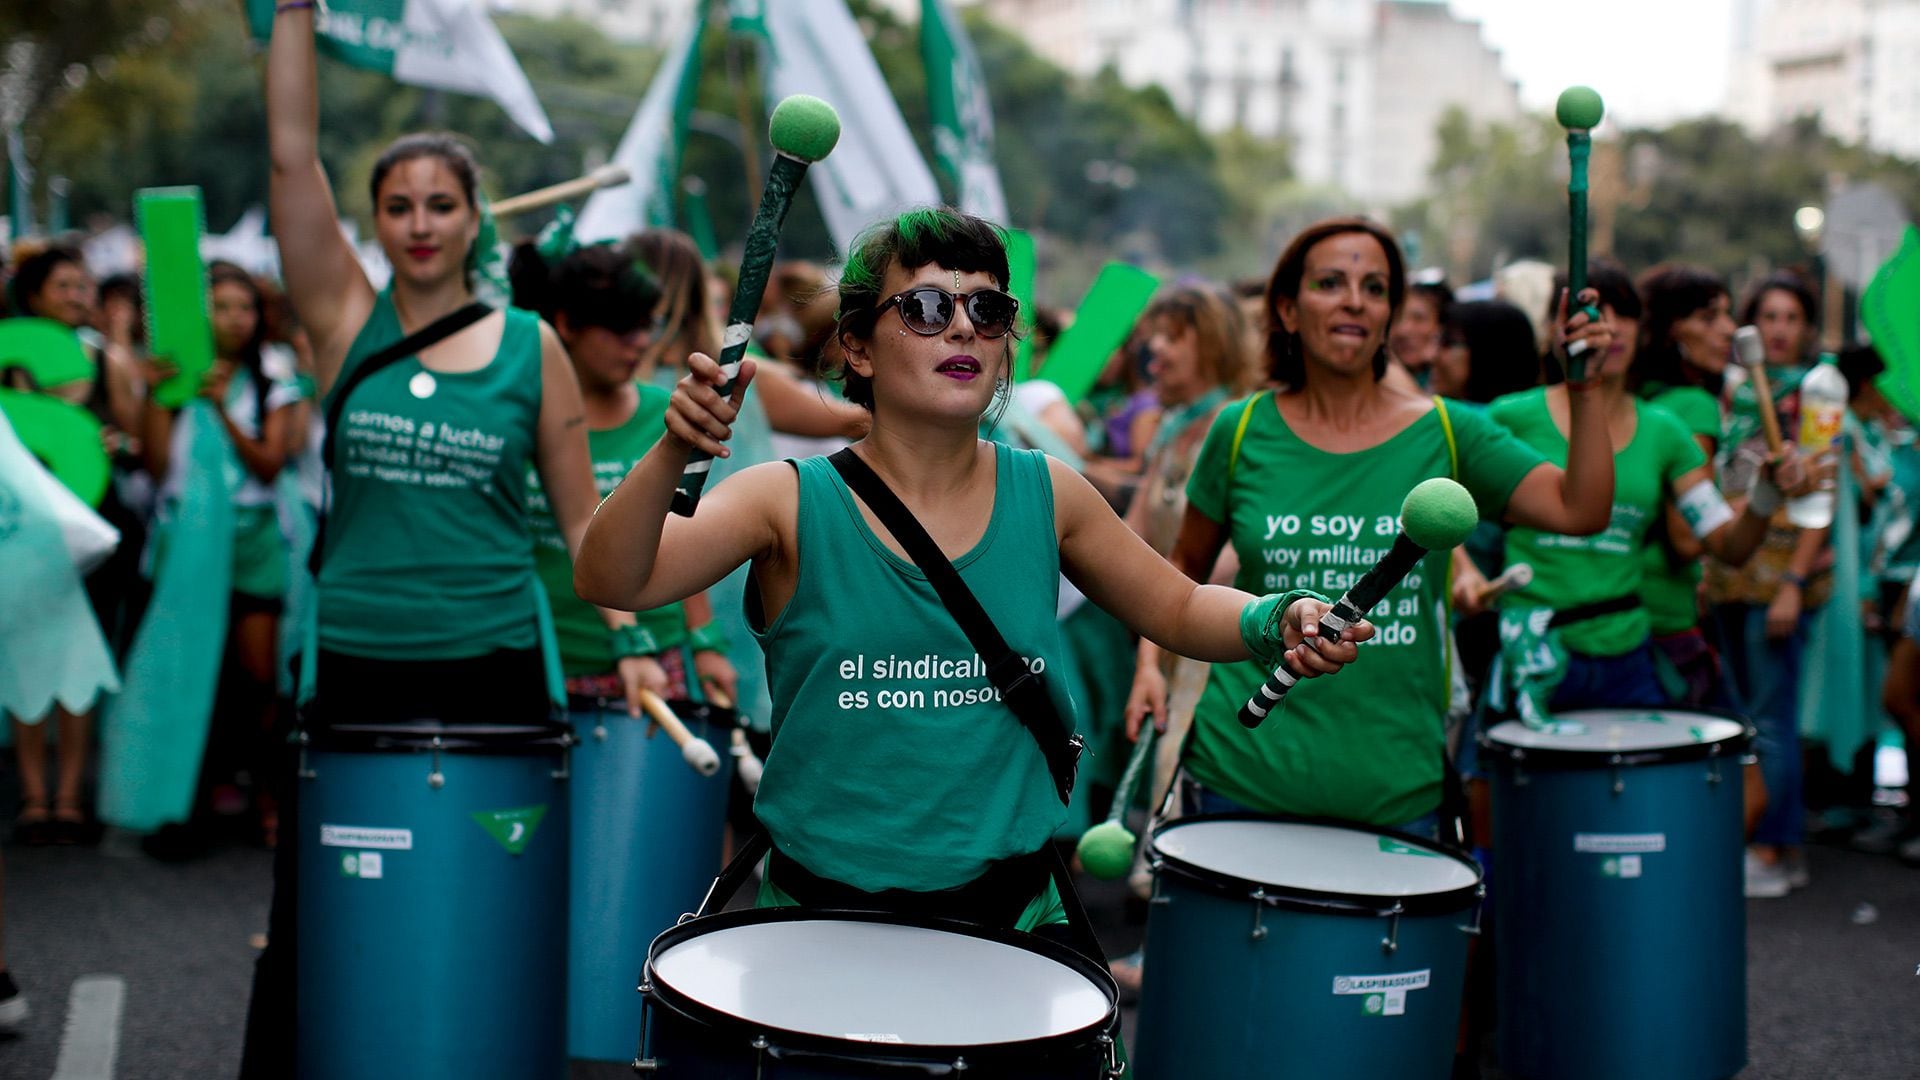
1239, 588, 1333, 668
688, 622, 730, 655
610, 624, 660, 659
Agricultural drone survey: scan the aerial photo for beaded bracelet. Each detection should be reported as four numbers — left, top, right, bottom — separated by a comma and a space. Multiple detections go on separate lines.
688, 622, 731, 656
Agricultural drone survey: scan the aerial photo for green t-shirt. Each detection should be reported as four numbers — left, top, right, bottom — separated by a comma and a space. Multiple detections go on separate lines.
753, 444, 1074, 892
318, 296, 543, 659
526, 383, 687, 676
1183, 393, 1544, 825
1492, 387, 1706, 657
1639, 385, 1721, 634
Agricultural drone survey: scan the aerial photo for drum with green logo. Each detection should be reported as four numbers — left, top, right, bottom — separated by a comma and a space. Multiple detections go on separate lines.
296, 721, 571, 1080
1135, 814, 1483, 1079
1483, 709, 1749, 1080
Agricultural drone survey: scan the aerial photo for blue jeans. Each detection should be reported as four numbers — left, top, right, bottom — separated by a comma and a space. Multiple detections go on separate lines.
1549, 642, 1671, 711
1180, 782, 1442, 841
1711, 603, 1808, 847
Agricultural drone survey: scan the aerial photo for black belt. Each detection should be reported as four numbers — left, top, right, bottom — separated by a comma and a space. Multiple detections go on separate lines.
767, 847, 1052, 930
1550, 594, 1641, 629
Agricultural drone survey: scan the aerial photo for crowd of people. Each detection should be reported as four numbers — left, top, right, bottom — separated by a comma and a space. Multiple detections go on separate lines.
2, 5, 1917, 1069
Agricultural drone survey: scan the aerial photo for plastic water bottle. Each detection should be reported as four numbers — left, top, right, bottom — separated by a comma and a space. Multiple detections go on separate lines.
1788, 360, 1847, 529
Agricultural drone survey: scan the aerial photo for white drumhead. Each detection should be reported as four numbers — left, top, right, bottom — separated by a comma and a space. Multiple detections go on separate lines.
1152, 820, 1479, 897
1486, 710, 1745, 753
653, 919, 1110, 1045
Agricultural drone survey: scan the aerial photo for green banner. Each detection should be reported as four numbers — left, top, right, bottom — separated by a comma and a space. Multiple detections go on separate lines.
1005, 229, 1037, 381
471, 804, 549, 856
1034, 262, 1160, 404
1862, 225, 1920, 425
921, 0, 1007, 221
136, 187, 215, 409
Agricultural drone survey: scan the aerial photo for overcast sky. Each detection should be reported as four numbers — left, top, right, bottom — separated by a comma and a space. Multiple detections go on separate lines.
1448, 0, 1739, 128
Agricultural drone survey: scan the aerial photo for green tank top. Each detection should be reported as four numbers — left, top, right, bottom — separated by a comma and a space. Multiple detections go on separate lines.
527, 383, 687, 675
318, 295, 543, 659
753, 444, 1074, 893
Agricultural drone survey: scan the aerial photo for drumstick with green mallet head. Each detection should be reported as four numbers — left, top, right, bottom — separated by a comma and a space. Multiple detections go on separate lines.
1239, 478, 1480, 728
1556, 85, 1606, 383
672, 94, 842, 516
1076, 723, 1158, 881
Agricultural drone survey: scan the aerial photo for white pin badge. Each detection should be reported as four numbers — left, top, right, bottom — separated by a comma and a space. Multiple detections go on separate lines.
409, 371, 437, 399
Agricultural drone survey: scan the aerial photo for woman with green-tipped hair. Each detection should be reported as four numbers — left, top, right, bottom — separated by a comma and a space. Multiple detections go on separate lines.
577, 207, 1374, 935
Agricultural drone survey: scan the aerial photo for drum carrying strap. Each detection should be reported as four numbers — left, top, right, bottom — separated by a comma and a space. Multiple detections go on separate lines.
827, 448, 1082, 806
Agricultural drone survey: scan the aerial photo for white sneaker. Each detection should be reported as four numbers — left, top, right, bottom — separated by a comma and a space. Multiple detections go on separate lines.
0, 971, 27, 1034
1744, 850, 1790, 898
1783, 849, 1811, 890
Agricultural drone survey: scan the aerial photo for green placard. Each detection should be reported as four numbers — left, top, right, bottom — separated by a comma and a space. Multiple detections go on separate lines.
1005, 228, 1037, 381
1035, 262, 1159, 404
136, 187, 214, 409
471, 804, 549, 856
1863, 225, 1920, 425
0, 387, 108, 505
0, 317, 94, 390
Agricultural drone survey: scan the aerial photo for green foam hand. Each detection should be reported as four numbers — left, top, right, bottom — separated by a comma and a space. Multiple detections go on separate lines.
1032, 262, 1160, 403
0, 388, 108, 506
0, 318, 95, 390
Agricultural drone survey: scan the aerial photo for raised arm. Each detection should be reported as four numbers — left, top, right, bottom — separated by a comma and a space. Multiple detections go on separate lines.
265, 5, 374, 391
1503, 292, 1617, 536
576, 353, 783, 613
753, 360, 870, 439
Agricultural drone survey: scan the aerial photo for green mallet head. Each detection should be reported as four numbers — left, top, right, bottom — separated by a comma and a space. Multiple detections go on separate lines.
1555, 86, 1605, 132
1076, 820, 1137, 881
1400, 477, 1479, 551
769, 94, 842, 164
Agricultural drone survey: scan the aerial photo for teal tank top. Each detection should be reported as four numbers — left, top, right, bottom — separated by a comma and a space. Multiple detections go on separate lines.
527, 383, 687, 675
754, 444, 1075, 893
318, 294, 543, 659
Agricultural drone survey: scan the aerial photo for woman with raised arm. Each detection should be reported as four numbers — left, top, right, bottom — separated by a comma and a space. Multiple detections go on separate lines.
242, 7, 599, 1072
1127, 217, 1615, 837
576, 208, 1369, 936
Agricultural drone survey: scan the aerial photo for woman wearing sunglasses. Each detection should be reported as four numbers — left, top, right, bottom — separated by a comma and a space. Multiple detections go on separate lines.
1127, 217, 1616, 841
577, 208, 1371, 933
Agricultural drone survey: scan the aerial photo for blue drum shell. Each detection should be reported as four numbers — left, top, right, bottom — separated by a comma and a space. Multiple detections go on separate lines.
296, 735, 570, 1080
1135, 818, 1480, 1080
1487, 728, 1747, 1080
567, 703, 732, 1063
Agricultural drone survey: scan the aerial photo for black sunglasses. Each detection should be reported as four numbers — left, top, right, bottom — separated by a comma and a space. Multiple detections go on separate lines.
874, 287, 1019, 340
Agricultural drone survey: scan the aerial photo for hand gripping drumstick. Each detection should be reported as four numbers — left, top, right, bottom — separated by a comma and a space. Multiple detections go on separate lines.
488, 164, 631, 220
1733, 325, 1786, 456
672, 95, 842, 516
1472, 562, 1534, 607
636, 689, 723, 776
701, 687, 767, 793
1556, 86, 1606, 383
1239, 478, 1480, 729
1075, 723, 1157, 880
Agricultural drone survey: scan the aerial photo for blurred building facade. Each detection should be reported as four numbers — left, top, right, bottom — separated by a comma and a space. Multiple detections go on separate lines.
977, 0, 1520, 204
1730, 0, 1920, 160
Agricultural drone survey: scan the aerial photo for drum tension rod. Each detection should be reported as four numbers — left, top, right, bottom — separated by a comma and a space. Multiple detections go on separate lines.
428, 737, 446, 789
296, 731, 316, 780
1250, 889, 1269, 941
1148, 860, 1169, 906
1461, 885, 1487, 937
1099, 1032, 1124, 1077
1608, 754, 1625, 797
1381, 902, 1405, 955
552, 736, 572, 782
1707, 744, 1724, 786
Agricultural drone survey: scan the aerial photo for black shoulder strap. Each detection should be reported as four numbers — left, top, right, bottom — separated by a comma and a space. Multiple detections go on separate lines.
320, 301, 492, 472
310, 301, 492, 575
827, 448, 1082, 806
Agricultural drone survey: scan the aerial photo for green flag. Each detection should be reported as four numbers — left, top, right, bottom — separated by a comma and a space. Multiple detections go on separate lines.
1005, 229, 1038, 381
575, 9, 706, 241
921, 0, 1008, 222
246, 0, 552, 143
1034, 262, 1160, 404
1863, 225, 1920, 424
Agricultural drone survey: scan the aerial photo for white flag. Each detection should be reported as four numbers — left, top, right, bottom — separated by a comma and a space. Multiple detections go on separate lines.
576, 10, 705, 242
747, 0, 941, 253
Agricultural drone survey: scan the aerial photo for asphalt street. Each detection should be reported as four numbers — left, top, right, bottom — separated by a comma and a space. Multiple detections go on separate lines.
2, 829, 1916, 1078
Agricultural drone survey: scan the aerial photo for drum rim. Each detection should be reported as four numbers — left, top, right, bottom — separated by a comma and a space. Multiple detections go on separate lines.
1148, 812, 1484, 917
302, 720, 572, 754
643, 907, 1121, 1060
1479, 706, 1754, 769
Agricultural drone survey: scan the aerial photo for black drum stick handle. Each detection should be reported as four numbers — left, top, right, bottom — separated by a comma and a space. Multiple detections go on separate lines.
1236, 532, 1429, 729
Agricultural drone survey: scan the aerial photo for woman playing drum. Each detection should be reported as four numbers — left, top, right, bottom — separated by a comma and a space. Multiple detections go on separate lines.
577, 207, 1369, 934
1127, 217, 1615, 836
